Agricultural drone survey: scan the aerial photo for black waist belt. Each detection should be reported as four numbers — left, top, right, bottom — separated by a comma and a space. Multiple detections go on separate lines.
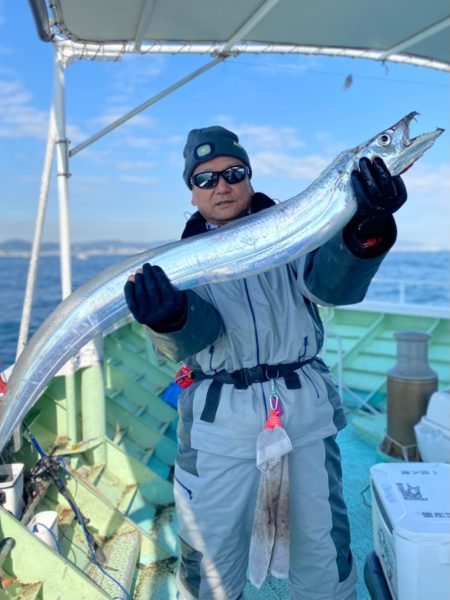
193, 357, 316, 423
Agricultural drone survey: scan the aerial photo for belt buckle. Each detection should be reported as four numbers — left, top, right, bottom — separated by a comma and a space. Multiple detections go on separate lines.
265, 365, 280, 381
253, 365, 265, 384
238, 366, 262, 388
235, 368, 251, 389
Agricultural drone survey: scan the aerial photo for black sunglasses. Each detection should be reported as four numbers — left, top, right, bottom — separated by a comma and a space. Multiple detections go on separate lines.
190, 165, 251, 189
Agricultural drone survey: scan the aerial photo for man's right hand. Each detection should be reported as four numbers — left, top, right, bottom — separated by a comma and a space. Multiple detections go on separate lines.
124, 263, 187, 332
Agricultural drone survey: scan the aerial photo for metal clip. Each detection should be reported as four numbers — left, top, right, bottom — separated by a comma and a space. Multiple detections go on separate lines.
270, 378, 279, 410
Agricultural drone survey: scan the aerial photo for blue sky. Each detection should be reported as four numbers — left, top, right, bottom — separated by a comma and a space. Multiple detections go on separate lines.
1, 2, 449, 249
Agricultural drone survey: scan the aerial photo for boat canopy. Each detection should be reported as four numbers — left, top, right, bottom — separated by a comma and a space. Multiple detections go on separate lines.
29, 0, 450, 71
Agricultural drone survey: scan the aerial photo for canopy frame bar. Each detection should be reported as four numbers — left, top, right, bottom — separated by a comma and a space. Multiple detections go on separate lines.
56, 40, 450, 72
133, 0, 157, 51
69, 55, 225, 157
29, 0, 450, 72
379, 16, 450, 61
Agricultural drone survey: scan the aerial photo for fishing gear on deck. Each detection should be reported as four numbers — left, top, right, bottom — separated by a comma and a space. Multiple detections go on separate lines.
27, 430, 100, 562
24, 426, 130, 600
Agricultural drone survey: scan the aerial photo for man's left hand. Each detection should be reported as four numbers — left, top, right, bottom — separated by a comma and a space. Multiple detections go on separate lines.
351, 156, 407, 217
344, 157, 407, 257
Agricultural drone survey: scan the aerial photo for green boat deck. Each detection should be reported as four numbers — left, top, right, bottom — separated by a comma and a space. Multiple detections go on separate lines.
323, 303, 449, 406
1, 304, 448, 599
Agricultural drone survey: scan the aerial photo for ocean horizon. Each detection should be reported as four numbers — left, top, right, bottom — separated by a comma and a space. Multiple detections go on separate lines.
1, 238, 450, 257
1, 249, 449, 370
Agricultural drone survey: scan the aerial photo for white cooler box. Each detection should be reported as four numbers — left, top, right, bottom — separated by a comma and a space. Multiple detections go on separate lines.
370, 462, 450, 600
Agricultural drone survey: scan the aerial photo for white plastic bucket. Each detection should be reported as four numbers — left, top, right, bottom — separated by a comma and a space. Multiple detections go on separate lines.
415, 390, 450, 462
28, 510, 59, 551
0, 463, 25, 518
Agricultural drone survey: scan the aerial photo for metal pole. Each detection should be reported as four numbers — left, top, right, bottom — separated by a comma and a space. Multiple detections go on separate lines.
53, 51, 78, 444
378, 17, 450, 61
70, 56, 224, 157
16, 110, 56, 358
12, 110, 56, 452
54, 57, 72, 301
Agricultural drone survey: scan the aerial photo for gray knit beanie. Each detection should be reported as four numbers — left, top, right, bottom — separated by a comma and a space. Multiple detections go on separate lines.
183, 125, 251, 188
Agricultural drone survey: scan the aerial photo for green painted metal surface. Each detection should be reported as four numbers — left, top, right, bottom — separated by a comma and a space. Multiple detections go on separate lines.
1, 304, 448, 598
0, 506, 110, 599
322, 306, 449, 406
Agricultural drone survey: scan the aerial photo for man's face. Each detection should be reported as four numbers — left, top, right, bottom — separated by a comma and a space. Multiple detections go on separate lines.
191, 156, 253, 226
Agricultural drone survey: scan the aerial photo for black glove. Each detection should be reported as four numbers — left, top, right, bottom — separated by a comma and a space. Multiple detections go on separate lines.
124, 263, 187, 333
344, 157, 407, 257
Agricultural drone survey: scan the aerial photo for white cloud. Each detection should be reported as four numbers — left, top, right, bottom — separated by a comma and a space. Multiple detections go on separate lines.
251, 150, 329, 180
0, 75, 88, 143
313, 130, 348, 156
71, 175, 111, 193
73, 145, 115, 165
67, 123, 91, 146
402, 164, 450, 195
380, 162, 450, 249
215, 117, 306, 151
120, 135, 155, 149
118, 160, 157, 170
88, 107, 156, 131
238, 124, 306, 150
119, 174, 159, 185
116, 130, 183, 157
401, 164, 450, 222
109, 54, 167, 95
0, 77, 49, 139
235, 56, 323, 78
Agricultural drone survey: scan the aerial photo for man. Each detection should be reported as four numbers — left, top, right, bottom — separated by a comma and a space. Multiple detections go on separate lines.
124, 126, 406, 600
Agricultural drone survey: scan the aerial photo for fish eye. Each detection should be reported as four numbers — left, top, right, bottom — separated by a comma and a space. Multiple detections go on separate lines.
378, 133, 392, 146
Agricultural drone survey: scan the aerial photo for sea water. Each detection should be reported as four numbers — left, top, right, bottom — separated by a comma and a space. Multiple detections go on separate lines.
0, 250, 449, 370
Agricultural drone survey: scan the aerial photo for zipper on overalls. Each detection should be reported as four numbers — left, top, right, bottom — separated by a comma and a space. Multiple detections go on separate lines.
208, 344, 216, 372
243, 280, 268, 419
297, 335, 319, 396
175, 476, 193, 500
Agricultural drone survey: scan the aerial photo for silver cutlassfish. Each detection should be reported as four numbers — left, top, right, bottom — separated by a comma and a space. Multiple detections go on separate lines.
0, 112, 443, 451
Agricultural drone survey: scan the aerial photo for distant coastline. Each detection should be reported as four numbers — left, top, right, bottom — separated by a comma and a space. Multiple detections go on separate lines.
0, 239, 174, 259
0, 239, 448, 258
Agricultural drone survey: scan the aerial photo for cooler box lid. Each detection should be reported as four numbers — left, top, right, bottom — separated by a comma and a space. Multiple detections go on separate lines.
370, 462, 450, 542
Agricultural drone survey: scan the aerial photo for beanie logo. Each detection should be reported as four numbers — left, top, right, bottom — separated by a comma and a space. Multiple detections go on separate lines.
195, 143, 213, 158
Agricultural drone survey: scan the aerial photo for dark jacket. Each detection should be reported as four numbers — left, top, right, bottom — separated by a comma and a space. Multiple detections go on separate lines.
147, 192, 391, 459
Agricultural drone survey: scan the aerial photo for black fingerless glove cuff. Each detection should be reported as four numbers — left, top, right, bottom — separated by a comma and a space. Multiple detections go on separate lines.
149, 294, 188, 333
343, 214, 397, 258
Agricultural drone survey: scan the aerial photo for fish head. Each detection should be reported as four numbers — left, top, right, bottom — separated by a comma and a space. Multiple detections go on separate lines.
354, 111, 444, 176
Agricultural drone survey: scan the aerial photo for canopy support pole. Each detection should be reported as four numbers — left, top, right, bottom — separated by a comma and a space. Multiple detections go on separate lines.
378, 16, 450, 62
16, 113, 56, 359
54, 54, 72, 302
12, 110, 56, 453
133, 0, 156, 51
53, 50, 79, 444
